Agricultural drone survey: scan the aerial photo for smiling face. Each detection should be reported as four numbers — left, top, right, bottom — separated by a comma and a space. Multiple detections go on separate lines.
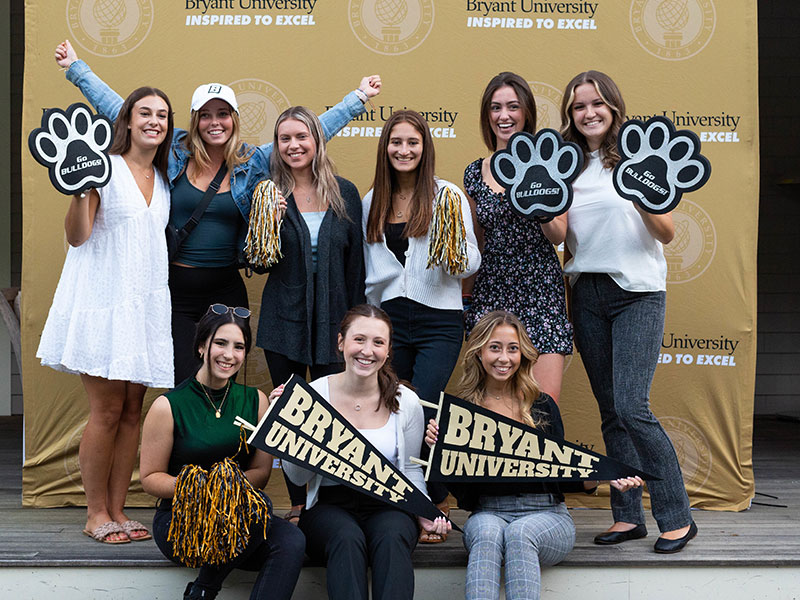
570, 83, 613, 151
127, 95, 169, 151
479, 324, 522, 386
387, 121, 423, 174
338, 316, 390, 378
198, 323, 246, 386
196, 98, 234, 147
489, 85, 524, 150
277, 118, 316, 174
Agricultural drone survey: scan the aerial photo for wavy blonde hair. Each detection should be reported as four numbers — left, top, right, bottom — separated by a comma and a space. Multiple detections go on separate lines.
184, 106, 252, 177
457, 311, 544, 428
269, 106, 346, 219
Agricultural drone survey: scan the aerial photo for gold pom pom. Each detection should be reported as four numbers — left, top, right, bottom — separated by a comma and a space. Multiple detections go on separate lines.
245, 179, 284, 269
427, 186, 468, 275
168, 458, 271, 567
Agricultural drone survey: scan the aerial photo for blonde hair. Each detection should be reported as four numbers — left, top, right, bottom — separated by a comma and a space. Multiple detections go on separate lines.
184, 107, 252, 177
457, 311, 544, 428
269, 106, 347, 219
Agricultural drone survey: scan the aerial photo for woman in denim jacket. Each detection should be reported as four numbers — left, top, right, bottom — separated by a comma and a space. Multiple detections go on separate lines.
55, 40, 381, 383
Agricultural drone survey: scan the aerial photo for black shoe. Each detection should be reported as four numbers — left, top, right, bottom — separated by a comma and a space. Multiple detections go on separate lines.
593, 523, 648, 545
653, 521, 698, 554
184, 582, 218, 600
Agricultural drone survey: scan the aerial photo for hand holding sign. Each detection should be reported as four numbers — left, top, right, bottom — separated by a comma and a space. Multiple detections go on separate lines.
490, 130, 583, 221
28, 102, 113, 195
613, 116, 711, 214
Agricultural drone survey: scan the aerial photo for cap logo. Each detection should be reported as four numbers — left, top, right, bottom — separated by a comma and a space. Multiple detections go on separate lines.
208, 85, 222, 93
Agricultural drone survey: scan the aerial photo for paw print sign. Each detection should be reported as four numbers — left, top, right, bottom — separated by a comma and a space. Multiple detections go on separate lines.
613, 116, 711, 214
490, 130, 583, 221
28, 103, 113, 195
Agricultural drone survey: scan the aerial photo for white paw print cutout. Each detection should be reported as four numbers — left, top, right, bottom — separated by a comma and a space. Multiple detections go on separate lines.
613, 116, 711, 214
490, 130, 583, 221
28, 102, 114, 195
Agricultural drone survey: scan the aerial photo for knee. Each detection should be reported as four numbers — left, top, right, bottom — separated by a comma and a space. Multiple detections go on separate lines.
327, 526, 366, 557
464, 518, 504, 550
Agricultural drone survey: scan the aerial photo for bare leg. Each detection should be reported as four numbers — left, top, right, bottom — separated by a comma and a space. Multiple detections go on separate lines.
79, 374, 128, 542
532, 353, 565, 404
107, 382, 147, 538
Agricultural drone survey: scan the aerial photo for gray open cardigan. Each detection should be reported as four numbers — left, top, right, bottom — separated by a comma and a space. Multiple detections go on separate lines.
256, 176, 365, 366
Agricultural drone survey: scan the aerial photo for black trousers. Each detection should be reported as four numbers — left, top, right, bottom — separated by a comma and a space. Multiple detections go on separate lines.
264, 349, 343, 507
300, 485, 418, 600
169, 264, 248, 385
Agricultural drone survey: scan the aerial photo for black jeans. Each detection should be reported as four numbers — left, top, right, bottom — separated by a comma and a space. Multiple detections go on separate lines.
263, 349, 343, 507
382, 297, 463, 504
153, 504, 305, 600
300, 485, 419, 600
169, 264, 248, 385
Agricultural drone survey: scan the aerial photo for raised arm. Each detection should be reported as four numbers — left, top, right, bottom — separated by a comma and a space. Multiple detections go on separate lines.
56, 40, 124, 121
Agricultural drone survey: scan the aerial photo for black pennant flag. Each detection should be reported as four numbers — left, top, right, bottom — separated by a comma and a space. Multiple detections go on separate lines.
246, 375, 452, 526
424, 394, 659, 483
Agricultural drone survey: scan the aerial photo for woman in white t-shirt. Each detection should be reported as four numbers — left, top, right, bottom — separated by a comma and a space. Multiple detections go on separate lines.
541, 70, 696, 554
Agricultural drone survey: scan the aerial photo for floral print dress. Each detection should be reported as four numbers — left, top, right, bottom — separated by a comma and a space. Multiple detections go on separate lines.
462, 159, 573, 355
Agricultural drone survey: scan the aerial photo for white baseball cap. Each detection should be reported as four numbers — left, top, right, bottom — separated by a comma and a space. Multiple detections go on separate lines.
190, 83, 239, 113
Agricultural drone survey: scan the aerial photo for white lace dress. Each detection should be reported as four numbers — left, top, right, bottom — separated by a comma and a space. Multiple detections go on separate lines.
37, 154, 174, 388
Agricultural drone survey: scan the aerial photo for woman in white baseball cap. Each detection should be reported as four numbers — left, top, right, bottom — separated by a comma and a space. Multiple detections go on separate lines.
56, 39, 381, 385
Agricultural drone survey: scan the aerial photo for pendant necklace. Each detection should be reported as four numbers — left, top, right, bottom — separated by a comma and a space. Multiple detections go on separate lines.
200, 380, 231, 419
393, 191, 409, 218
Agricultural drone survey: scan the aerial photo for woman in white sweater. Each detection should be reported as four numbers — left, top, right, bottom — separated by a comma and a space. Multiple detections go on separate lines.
276, 304, 449, 600
541, 70, 696, 554
362, 110, 480, 537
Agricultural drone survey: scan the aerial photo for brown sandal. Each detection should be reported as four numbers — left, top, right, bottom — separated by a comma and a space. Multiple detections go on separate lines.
419, 500, 450, 544
82, 521, 130, 544
283, 506, 303, 526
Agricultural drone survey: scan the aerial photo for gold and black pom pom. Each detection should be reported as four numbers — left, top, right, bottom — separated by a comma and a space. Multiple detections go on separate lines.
245, 179, 284, 269
427, 186, 468, 275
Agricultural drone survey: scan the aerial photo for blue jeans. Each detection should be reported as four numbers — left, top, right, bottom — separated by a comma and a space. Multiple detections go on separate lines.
381, 297, 464, 504
153, 505, 306, 600
571, 273, 691, 532
463, 494, 575, 600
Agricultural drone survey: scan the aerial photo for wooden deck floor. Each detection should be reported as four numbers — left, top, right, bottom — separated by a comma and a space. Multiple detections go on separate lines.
0, 415, 798, 569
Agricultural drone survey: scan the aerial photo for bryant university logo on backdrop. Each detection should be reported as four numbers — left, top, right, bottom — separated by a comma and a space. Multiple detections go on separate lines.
630, 0, 715, 60
665, 199, 715, 283
349, 0, 435, 55
661, 416, 711, 493
229, 79, 291, 146
529, 82, 563, 131
67, 0, 154, 57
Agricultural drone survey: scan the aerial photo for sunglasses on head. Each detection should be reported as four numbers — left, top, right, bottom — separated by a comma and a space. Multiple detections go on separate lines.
208, 303, 251, 319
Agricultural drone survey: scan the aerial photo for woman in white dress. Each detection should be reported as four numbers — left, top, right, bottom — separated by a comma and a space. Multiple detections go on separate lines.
36, 83, 174, 544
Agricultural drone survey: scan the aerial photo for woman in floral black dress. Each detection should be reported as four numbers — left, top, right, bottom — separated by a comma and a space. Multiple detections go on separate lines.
463, 72, 573, 402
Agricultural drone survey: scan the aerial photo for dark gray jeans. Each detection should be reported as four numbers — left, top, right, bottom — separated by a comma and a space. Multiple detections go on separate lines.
572, 273, 691, 532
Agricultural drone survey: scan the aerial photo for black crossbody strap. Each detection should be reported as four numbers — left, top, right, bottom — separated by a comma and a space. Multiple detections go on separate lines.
179, 162, 228, 237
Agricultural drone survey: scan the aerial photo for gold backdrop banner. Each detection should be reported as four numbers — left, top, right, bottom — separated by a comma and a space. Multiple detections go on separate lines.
22, 1, 757, 511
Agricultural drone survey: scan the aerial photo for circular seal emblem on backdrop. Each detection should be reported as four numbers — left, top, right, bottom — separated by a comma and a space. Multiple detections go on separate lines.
630, 0, 715, 61
67, 0, 154, 57
528, 82, 563, 131
661, 416, 712, 494
664, 199, 716, 284
228, 79, 291, 146
349, 0, 435, 55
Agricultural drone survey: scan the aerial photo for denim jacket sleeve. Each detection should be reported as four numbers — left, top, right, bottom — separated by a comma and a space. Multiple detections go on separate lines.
246, 91, 366, 172
64, 60, 124, 122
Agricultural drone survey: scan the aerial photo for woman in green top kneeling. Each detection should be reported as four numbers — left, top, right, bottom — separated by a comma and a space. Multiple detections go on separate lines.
140, 305, 305, 600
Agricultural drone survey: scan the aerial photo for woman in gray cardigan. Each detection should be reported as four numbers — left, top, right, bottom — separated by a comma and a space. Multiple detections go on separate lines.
256, 106, 365, 520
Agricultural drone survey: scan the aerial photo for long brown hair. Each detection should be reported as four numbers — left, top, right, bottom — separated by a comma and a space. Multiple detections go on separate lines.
269, 106, 347, 219
479, 72, 537, 152
108, 86, 173, 181
559, 70, 626, 170
339, 304, 401, 413
457, 311, 544, 428
366, 110, 436, 243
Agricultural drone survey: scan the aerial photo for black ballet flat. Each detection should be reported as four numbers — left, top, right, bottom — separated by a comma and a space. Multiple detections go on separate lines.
653, 521, 698, 554
593, 523, 648, 545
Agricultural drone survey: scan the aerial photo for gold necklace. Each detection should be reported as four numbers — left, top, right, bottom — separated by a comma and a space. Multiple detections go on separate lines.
393, 191, 410, 218
200, 380, 231, 419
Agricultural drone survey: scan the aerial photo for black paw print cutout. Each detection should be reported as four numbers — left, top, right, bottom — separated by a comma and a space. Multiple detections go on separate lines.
613, 116, 711, 214
490, 130, 583, 222
28, 102, 114, 195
